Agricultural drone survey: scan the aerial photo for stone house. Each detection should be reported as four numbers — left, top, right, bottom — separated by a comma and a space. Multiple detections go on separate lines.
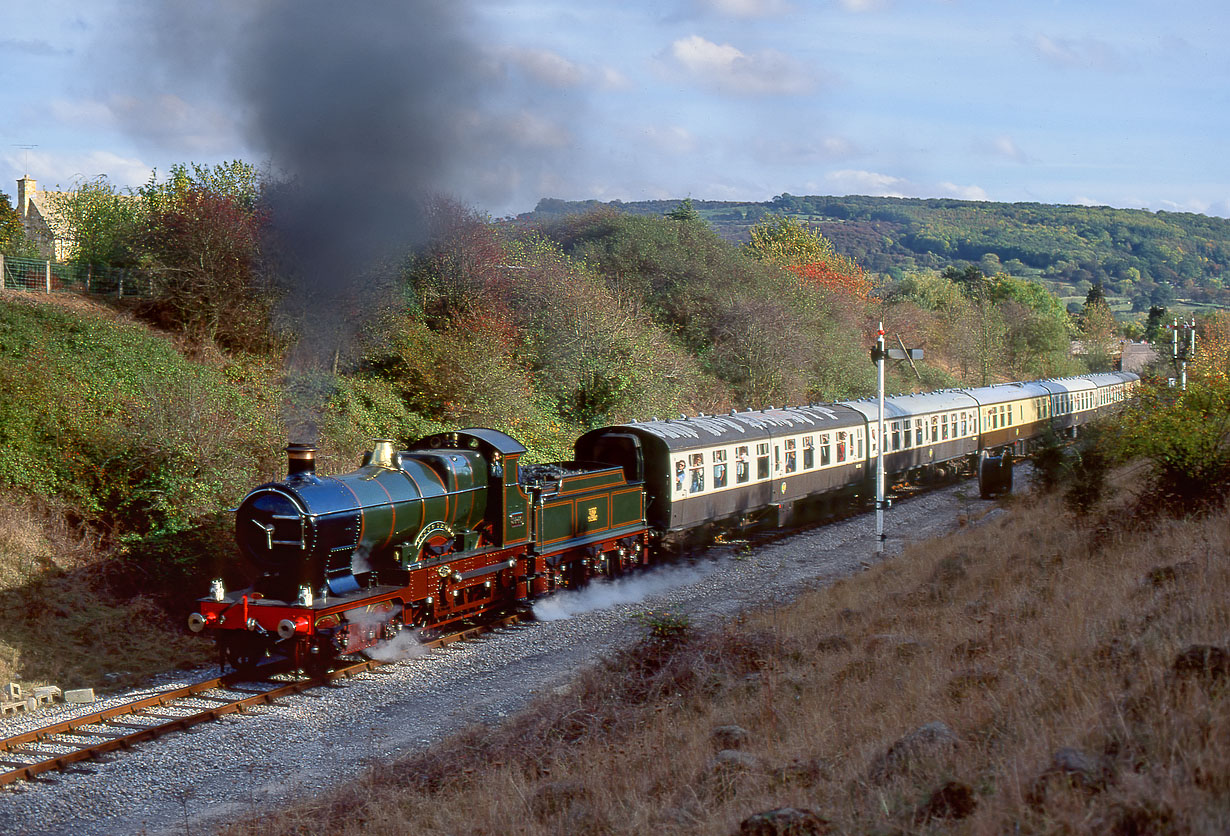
16, 176, 74, 261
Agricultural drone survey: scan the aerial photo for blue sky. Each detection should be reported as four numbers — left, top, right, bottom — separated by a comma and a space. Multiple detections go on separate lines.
1, 0, 1227, 218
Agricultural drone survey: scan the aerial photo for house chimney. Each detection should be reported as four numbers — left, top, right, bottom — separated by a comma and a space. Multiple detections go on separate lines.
16, 177, 35, 219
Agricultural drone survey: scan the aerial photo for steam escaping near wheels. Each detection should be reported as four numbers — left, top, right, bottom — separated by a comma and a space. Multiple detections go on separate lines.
532, 563, 714, 622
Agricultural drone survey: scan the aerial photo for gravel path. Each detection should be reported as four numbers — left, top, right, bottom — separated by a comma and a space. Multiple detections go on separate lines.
1, 475, 1005, 836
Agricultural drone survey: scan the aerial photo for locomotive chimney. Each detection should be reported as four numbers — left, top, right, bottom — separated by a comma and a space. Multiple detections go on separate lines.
286, 443, 317, 476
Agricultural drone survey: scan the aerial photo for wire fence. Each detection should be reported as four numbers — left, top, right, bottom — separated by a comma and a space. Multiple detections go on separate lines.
0, 254, 150, 298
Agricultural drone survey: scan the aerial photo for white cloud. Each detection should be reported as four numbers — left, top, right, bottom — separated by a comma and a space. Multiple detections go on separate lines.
823, 170, 988, 202
49, 94, 240, 155
754, 136, 857, 163
936, 181, 989, 201
978, 134, 1030, 164
3, 149, 152, 191
498, 111, 573, 150
503, 47, 588, 88
499, 47, 626, 91
824, 169, 909, 196
696, 0, 793, 17
641, 124, 698, 154
663, 35, 815, 96
837, 0, 887, 10
1155, 196, 1230, 216
599, 66, 631, 90
1029, 34, 1123, 70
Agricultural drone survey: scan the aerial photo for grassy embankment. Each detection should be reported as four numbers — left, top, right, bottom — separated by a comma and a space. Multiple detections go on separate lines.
228, 468, 1229, 835
0, 292, 283, 689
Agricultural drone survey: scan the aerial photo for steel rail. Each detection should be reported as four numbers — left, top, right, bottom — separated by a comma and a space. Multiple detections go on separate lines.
0, 613, 523, 787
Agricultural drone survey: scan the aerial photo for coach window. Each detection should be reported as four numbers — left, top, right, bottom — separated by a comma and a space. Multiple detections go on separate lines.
675, 460, 686, 493
735, 446, 750, 483
940, 414, 949, 440
959, 412, 968, 436
950, 413, 958, 438
1007, 404, 1013, 426
915, 418, 924, 445
857, 431, 864, 459
890, 421, 901, 451
836, 432, 847, 463
756, 443, 770, 479
689, 453, 705, 493
784, 438, 797, 473
930, 415, 939, 442
713, 449, 728, 489
820, 434, 832, 466
803, 436, 815, 469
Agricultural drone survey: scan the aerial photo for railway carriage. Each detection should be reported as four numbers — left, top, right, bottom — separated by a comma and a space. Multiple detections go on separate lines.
839, 390, 982, 482
576, 405, 868, 546
961, 381, 1053, 455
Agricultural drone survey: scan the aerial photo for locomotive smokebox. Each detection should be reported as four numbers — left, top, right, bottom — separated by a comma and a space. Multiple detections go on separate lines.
286, 443, 317, 477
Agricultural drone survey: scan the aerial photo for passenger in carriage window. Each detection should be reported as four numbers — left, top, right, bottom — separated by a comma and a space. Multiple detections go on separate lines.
675, 460, 686, 493
713, 450, 728, 488
735, 446, 750, 483
784, 439, 797, 473
689, 453, 705, 492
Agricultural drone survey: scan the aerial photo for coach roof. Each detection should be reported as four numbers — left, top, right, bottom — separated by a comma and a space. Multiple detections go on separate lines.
600, 404, 865, 452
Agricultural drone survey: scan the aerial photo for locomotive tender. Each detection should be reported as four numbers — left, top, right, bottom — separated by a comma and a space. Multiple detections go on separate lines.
191, 371, 1137, 671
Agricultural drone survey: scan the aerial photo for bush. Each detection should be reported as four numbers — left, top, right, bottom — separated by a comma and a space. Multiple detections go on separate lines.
0, 301, 281, 539
1115, 377, 1230, 515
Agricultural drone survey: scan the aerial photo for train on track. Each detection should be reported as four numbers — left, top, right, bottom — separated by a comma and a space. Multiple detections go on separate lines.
190, 371, 1138, 673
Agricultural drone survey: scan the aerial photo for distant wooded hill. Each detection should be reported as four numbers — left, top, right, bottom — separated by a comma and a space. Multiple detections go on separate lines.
522, 195, 1230, 311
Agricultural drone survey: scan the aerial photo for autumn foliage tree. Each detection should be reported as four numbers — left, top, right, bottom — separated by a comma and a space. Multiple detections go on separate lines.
744, 214, 872, 299
137, 187, 275, 353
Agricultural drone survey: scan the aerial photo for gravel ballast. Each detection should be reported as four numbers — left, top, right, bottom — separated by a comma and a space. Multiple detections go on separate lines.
1, 476, 1003, 836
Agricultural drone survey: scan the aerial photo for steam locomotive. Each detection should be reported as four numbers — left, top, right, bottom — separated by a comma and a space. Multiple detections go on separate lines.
190, 371, 1137, 672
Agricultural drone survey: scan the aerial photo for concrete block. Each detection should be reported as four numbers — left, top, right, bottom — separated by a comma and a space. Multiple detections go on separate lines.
3, 682, 20, 700
34, 685, 62, 701
64, 688, 95, 704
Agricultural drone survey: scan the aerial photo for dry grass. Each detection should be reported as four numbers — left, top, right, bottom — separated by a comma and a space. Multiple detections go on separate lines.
226, 476, 1227, 834
0, 494, 213, 690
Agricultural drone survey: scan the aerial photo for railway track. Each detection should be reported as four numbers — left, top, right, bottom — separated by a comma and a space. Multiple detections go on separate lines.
0, 615, 520, 788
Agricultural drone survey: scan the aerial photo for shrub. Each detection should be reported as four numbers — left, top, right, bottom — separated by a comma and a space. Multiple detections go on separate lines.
1114, 377, 1230, 514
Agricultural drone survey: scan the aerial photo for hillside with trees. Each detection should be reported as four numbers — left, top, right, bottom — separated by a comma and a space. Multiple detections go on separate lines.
525, 195, 1230, 313
3, 170, 1230, 833
3, 166, 1228, 691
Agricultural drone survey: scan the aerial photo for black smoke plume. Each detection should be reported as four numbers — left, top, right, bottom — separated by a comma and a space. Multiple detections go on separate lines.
122, 0, 584, 441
